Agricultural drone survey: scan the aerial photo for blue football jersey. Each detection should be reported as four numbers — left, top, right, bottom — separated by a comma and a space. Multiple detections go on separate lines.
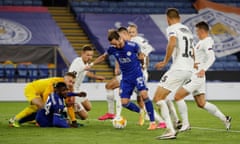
36, 93, 69, 128
107, 41, 143, 80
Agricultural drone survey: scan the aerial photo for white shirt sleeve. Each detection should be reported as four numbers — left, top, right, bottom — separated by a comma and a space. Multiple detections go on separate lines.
201, 41, 215, 71
131, 36, 154, 56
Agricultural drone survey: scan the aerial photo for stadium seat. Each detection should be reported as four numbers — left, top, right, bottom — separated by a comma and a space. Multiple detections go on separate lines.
16, 64, 28, 82
0, 64, 4, 81
211, 62, 224, 70
38, 64, 49, 78
4, 64, 16, 82
27, 64, 38, 81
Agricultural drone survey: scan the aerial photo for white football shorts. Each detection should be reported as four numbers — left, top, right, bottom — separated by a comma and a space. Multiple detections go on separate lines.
158, 69, 192, 92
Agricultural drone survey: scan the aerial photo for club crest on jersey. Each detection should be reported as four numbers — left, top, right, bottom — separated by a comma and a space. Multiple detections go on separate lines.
127, 51, 132, 56
0, 18, 31, 44
183, 9, 240, 57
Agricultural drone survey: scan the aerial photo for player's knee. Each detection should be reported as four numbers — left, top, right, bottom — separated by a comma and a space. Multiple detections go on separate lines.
84, 105, 91, 111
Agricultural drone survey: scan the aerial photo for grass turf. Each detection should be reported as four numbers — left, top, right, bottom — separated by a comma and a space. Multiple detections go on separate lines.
0, 101, 239, 144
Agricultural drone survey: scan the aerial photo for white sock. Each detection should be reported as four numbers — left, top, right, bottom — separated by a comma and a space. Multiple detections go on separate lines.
115, 88, 122, 118
154, 110, 164, 123
106, 89, 115, 114
176, 99, 189, 126
166, 99, 179, 123
204, 102, 226, 121
156, 100, 175, 133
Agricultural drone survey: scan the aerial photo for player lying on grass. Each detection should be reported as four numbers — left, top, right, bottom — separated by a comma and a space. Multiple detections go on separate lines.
9, 72, 86, 128
36, 82, 86, 128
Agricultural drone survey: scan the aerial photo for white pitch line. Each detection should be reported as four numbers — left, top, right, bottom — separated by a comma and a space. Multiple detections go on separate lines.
191, 126, 240, 133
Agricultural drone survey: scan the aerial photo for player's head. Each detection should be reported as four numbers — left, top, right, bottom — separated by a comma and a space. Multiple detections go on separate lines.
166, 8, 180, 25
81, 45, 94, 63
127, 24, 138, 38
108, 29, 124, 49
118, 27, 131, 41
195, 21, 209, 40
54, 82, 68, 98
63, 72, 76, 90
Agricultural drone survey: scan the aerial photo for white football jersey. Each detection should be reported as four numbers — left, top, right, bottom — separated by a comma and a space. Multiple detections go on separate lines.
68, 57, 88, 92
194, 37, 215, 71
131, 36, 154, 56
166, 23, 194, 71
131, 36, 154, 70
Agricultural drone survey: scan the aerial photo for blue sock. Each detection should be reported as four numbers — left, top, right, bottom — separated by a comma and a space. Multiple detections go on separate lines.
122, 102, 140, 113
144, 98, 155, 122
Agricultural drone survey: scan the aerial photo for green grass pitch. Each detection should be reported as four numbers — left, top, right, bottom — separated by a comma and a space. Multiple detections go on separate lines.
0, 101, 239, 144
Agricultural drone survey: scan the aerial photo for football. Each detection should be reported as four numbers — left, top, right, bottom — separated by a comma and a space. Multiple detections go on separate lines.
112, 116, 127, 129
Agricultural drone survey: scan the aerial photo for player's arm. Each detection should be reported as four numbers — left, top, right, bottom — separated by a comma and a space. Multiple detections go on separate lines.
86, 71, 105, 81
197, 45, 215, 77
91, 53, 108, 66
155, 36, 176, 69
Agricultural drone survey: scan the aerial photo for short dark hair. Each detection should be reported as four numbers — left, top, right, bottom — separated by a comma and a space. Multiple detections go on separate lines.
82, 45, 93, 52
54, 82, 67, 89
118, 27, 128, 32
64, 72, 76, 79
195, 21, 209, 32
108, 29, 120, 41
166, 8, 180, 19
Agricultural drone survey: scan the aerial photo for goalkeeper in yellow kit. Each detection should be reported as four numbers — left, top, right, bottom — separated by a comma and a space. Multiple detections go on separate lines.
9, 72, 78, 127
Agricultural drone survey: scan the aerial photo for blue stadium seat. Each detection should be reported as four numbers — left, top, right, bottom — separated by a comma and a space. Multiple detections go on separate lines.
216, 56, 227, 62
226, 55, 237, 61
16, 64, 28, 81
0, 64, 4, 80
222, 61, 239, 71
3, 0, 13, 5
211, 62, 224, 70
28, 64, 38, 81
4, 64, 16, 82
32, 0, 42, 6
13, 0, 23, 5
38, 64, 49, 78
23, 0, 33, 6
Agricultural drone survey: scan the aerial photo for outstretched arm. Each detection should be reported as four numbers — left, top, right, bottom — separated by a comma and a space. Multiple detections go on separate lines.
91, 53, 108, 66
155, 36, 176, 70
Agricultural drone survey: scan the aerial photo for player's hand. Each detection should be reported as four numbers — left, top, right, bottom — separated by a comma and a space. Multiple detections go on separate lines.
194, 63, 200, 70
196, 69, 205, 78
77, 91, 87, 97
84, 65, 91, 71
155, 61, 166, 70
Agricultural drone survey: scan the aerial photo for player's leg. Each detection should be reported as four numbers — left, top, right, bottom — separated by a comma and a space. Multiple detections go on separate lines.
154, 86, 176, 135
98, 77, 120, 120
194, 94, 231, 130
115, 88, 122, 118
121, 80, 140, 113
135, 93, 146, 126
9, 86, 41, 127
166, 99, 181, 129
174, 87, 190, 132
75, 98, 91, 120
139, 90, 156, 130
155, 70, 191, 139
9, 105, 38, 127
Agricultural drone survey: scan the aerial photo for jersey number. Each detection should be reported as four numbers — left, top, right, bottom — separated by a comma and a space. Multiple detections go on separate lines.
182, 36, 193, 58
